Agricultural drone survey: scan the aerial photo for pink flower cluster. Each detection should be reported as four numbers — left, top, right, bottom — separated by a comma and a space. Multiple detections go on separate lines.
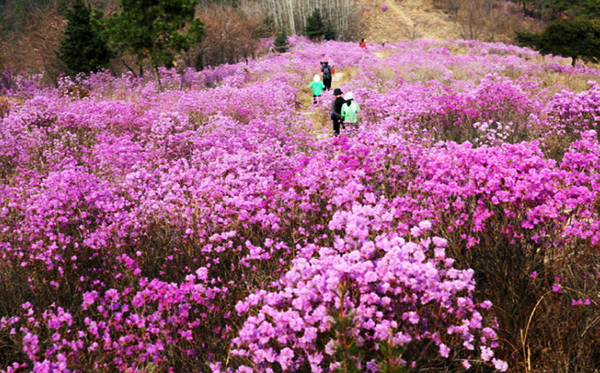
1, 38, 600, 372
231, 220, 499, 372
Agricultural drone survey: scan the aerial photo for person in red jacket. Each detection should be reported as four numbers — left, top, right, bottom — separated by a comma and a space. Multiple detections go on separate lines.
359, 39, 366, 48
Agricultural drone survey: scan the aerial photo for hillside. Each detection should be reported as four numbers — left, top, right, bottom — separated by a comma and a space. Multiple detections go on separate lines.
2, 38, 600, 372
360, 0, 456, 43
0, 0, 539, 78
358, 0, 543, 45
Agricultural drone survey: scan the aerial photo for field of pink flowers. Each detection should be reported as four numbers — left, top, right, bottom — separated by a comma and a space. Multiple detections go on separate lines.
1, 37, 600, 372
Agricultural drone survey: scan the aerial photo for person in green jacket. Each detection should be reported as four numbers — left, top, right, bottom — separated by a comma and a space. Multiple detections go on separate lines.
341, 91, 360, 124
309, 74, 325, 104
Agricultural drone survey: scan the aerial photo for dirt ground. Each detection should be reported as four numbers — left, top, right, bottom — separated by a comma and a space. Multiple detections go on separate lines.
359, 0, 457, 43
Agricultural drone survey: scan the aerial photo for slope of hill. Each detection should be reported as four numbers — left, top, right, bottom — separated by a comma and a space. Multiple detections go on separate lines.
2, 38, 600, 372
360, 0, 457, 43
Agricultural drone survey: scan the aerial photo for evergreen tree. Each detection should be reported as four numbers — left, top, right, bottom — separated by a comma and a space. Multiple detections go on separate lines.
57, 0, 112, 75
304, 8, 324, 40
520, 0, 600, 20
106, 0, 204, 79
274, 27, 288, 52
323, 20, 336, 40
583, 0, 600, 17
254, 15, 277, 39
517, 18, 600, 66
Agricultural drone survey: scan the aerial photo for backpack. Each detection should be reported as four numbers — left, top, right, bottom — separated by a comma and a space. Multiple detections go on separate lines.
322, 65, 331, 79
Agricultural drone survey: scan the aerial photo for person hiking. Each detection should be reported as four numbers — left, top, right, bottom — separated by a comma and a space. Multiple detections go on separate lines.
309, 74, 325, 104
330, 88, 346, 136
341, 91, 360, 125
320, 60, 334, 91
359, 39, 366, 48
341, 92, 361, 128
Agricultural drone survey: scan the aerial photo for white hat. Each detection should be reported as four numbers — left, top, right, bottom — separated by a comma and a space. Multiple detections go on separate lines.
313, 74, 321, 82
344, 91, 354, 100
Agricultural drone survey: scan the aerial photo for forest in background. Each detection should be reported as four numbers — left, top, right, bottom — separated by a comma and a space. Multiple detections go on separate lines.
0, 0, 599, 82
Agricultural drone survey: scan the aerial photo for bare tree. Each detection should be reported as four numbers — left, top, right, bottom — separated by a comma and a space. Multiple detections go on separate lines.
187, 4, 261, 69
483, 1, 546, 43
0, 0, 66, 81
434, 0, 461, 15
321, 0, 359, 40
451, 0, 545, 43
402, 16, 430, 41
453, 0, 489, 40
240, 0, 360, 41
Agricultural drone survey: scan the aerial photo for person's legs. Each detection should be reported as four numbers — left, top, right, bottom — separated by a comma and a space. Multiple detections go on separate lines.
324, 77, 332, 90
333, 118, 341, 135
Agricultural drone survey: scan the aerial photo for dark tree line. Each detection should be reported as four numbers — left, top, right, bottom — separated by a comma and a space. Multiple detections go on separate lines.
54, 0, 204, 87
518, 0, 600, 20
517, 18, 600, 65
16, 0, 600, 79
1, 0, 357, 79
433, 0, 600, 21
57, 0, 112, 75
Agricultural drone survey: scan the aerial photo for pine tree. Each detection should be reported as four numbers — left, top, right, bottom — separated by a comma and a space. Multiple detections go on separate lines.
323, 20, 336, 40
517, 18, 600, 66
57, 0, 112, 75
304, 8, 324, 40
106, 0, 204, 80
274, 27, 288, 52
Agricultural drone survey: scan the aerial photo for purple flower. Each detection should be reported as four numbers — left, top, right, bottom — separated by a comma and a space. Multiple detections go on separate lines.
530, 271, 538, 279
492, 358, 509, 371
82, 291, 98, 310
439, 343, 450, 358
481, 346, 494, 361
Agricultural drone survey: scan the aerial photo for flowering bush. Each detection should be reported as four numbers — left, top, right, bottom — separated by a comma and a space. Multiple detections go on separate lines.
232, 221, 502, 372
1, 39, 600, 372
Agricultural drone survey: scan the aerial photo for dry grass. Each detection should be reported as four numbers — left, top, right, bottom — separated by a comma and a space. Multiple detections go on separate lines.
538, 71, 600, 93
360, 0, 456, 43
0, 96, 10, 118
334, 67, 360, 86
308, 109, 331, 132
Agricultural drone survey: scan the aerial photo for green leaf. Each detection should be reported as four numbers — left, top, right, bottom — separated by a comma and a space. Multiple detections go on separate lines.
106, 0, 204, 77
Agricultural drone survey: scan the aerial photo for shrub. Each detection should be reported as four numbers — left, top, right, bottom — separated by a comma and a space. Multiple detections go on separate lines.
2, 39, 600, 373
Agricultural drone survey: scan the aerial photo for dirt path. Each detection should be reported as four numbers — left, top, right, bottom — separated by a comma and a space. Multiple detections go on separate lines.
298, 71, 348, 139
332, 71, 345, 88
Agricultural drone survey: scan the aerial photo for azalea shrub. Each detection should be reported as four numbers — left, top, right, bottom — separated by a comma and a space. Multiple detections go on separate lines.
1, 38, 600, 372
231, 219, 504, 372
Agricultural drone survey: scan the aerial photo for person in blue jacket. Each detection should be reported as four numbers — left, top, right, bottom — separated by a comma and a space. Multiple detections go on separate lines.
320, 60, 334, 91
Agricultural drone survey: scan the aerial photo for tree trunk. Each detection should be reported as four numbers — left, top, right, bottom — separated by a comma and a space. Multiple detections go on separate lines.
121, 58, 138, 77
153, 65, 163, 89
286, 0, 295, 35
